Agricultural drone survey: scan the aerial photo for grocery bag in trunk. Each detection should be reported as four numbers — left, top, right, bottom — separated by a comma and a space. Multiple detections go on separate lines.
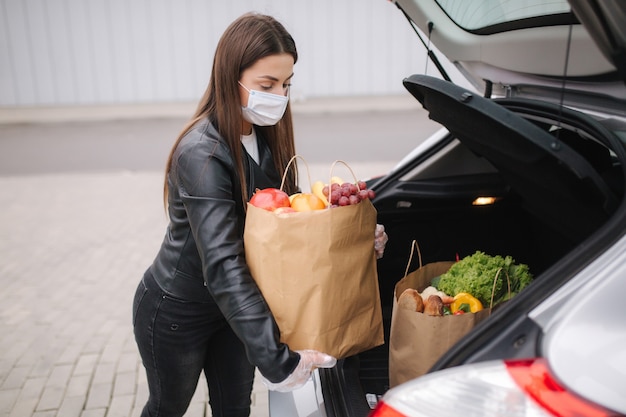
243, 157, 384, 359
389, 243, 491, 387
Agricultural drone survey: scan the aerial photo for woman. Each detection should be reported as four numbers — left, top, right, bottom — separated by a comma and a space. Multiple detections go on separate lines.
133, 12, 386, 417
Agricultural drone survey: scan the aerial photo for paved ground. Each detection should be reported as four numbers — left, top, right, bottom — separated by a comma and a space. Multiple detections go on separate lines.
0, 96, 438, 417
0, 171, 193, 417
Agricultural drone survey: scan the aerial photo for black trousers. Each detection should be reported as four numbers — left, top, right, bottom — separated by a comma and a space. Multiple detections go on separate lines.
133, 271, 255, 417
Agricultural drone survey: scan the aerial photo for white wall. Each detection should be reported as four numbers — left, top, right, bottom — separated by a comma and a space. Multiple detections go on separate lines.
0, 0, 459, 108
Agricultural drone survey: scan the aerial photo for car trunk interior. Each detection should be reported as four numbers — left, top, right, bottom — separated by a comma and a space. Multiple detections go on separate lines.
322, 167, 588, 415
318, 75, 626, 416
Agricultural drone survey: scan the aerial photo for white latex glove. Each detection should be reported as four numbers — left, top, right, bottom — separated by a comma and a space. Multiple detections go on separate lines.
374, 223, 389, 259
261, 350, 337, 392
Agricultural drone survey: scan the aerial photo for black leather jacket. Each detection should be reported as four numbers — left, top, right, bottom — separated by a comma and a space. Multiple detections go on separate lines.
149, 118, 299, 383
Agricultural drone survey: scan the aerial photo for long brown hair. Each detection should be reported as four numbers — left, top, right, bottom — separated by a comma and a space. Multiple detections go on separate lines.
163, 12, 298, 208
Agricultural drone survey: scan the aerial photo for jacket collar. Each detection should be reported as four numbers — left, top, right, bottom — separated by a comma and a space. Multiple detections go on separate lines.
244, 131, 282, 198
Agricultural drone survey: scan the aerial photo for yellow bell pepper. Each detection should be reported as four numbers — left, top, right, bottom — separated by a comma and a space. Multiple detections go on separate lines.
451, 292, 483, 313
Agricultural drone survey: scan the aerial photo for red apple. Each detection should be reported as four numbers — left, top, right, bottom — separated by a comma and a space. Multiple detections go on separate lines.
274, 207, 297, 216
249, 188, 291, 211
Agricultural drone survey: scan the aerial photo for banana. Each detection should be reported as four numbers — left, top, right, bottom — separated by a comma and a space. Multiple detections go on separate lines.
311, 181, 328, 205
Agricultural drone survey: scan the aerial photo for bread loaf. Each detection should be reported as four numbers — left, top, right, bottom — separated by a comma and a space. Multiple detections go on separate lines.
398, 288, 425, 313
424, 295, 444, 316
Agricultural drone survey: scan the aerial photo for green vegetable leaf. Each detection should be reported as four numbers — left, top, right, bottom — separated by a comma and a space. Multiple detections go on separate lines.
430, 275, 442, 288
435, 251, 533, 306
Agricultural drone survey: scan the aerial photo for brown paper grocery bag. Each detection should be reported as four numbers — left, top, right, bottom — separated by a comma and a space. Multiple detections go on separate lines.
243, 160, 384, 359
389, 258, 491, 387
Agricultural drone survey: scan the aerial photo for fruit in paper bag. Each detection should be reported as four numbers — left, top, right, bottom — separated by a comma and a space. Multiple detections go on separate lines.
274, 207, 296, 216
325, 181, 376, 207
290, 192, 326, 212
249, 188, 291, 211
312, 181, 329, 205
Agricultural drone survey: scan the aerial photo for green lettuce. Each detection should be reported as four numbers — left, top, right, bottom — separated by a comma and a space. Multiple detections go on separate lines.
435, 251, 533, 307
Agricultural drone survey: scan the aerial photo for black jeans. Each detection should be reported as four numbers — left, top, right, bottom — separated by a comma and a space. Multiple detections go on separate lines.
133, 271, 255, 417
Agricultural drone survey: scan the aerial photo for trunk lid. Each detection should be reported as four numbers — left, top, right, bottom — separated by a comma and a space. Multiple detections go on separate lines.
392, 0, 626, 116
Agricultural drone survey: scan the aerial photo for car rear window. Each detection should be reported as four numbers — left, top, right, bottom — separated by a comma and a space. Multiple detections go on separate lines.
435, 0, 572, 33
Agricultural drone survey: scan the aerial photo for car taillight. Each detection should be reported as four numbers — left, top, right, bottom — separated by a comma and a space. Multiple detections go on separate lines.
369, 401, 408, 417
368, 359, 620, 417
505, 358, 619, 417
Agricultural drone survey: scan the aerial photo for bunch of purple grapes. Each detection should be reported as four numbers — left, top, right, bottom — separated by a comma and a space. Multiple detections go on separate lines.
322, 181, 376, 207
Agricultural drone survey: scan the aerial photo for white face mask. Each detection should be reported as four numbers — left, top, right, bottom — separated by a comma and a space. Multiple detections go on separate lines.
239, 82, 289, 126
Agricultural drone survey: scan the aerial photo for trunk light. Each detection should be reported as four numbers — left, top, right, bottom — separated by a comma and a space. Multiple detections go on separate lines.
472, 196, 498, 205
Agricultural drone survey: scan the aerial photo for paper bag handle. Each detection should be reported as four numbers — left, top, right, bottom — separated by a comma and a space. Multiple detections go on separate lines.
280, 157, 363, 208
280, 154, 312, 193
327, 160, 362, 208
329, 159, 360, 186
488, 267, 511, 311
403, 240, 423, 279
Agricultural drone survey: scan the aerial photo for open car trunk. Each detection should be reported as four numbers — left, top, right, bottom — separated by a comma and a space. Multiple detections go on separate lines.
318, 75, 626, 416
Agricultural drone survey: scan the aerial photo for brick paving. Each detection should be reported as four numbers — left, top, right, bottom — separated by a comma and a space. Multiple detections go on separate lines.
0, 171, 271, 417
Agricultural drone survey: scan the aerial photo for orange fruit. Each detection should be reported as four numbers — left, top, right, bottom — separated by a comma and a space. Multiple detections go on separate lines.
290, 193, 326, 212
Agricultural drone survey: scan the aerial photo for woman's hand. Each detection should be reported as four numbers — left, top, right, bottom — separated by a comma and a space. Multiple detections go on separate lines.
261, 350, 337, 392
375, 224, 389, 259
